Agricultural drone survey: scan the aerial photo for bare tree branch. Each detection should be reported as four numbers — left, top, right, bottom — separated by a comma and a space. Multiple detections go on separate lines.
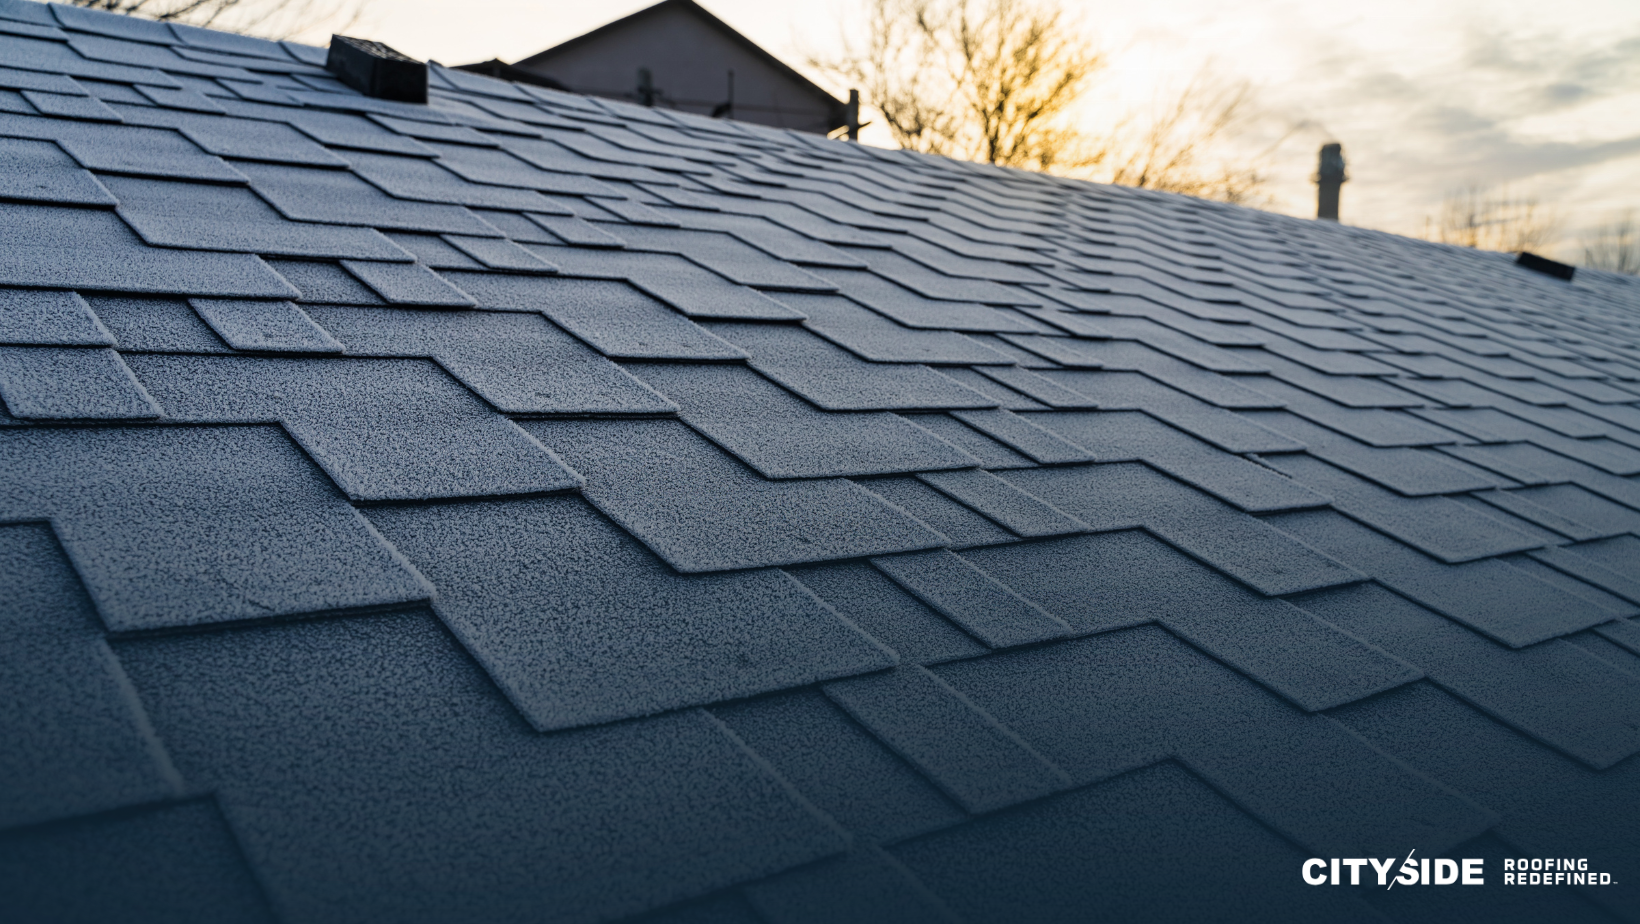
65, 0, 369, 41
813, 0, 1100, 171
1582, 211, 1640, 275
814, 1, 1275, 203
1424, 185, 1559, 254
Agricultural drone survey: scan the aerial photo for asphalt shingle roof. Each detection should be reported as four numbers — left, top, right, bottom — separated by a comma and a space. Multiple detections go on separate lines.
3, 2, 1640, 920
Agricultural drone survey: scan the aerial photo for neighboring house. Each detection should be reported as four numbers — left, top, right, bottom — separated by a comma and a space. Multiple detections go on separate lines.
498, 0, 846, 134
5, 2, 1640, 922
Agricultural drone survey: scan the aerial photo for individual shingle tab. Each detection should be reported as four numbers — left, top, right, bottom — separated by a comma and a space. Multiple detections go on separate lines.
917, 468, 1084, 537
824, 665, 1073, 814
260, 259, 384, 305
114, 613, 849, 924
534, 244, 806, 321
0, 202, 298, 296
617, 225, 836, 291
975, 365, 1102, 408
0, 289, 113, 345
856, 475, 1019, 548
0, 34, 181, 87
705, 322, 996, 411
104, 176, 411, 260
127, 354, 581, 501
1263, 453, 1543, 562
0, 346, 160, 419
339, 260, 476, 306
366, 496, 894, 731
524, 418, 946, 572
1271, 508, 1624, 647
871, 549, 1072, 648
890, 763, 1384, 923
1047, 369, 1301, 452
1502, 483, 1640, 539
812, 267, 1037, 333
935, 627, 1494, 858
0, 523, 182, 830
1530, 538, 1640, 605
0, 136, 115, 205
0, 425, 428, 630
442, 233, 557, 272
307, 305, 674, 414
715, 686, 970, 853
527, 212, 627, 246
963, 532, 1418, 711
949, 409, 1094, 464
1001, 463, 1362, 596
129, 84, 221, 113
189, 298, 342, 353
88, 295, 232, 353
0, 798, 279, 924
1246, 409, 1495, 495
346, 149, 560, 210
630, 362, 979, 478
47, 121, 246, 181
901, 413, 1037, 468
1296, 582, 1640, 769
777, 292, 1012, 364
112, 105, 348, 166
235, 161, 503, 236
1037, 410, 1328, 512
744, 846, 959, 924
785, 562, 989, 666
446, 272, 745, 360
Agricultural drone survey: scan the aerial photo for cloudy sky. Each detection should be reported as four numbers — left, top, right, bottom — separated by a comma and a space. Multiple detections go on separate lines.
319, 0, 1640, 257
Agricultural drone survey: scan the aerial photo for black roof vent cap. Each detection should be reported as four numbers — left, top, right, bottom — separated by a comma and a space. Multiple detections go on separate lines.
326, 35, 428, 103
1516, 251, 1575, 282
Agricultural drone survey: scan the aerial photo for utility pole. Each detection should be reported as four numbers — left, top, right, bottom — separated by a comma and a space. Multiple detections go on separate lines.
1316, 143, 1346, 221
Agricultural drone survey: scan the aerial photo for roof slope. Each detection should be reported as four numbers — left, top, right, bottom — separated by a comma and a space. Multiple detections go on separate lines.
3, 2, 1640, 921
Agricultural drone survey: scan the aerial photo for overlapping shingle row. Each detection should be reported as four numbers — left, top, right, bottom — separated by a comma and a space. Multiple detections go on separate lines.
3, 1, 1640, 920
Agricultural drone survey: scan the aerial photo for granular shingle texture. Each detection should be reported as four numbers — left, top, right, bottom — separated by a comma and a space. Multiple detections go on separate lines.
5, 6, 1640, 921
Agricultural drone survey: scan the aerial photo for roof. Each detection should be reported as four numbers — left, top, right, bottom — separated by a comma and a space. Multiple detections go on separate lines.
2, 2, 1640, 921
509, 0, 844, 131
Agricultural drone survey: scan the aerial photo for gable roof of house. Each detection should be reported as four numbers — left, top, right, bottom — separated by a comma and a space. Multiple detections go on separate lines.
3, 2, 1640, 921
511, 0, 843, 125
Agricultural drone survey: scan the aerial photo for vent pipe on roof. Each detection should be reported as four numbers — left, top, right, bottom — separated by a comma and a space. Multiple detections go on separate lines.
637, 68, 657, 107
1517, 251, 1576, 281
327, 36, 427, 103
1316, 143, 1346, 221
846, 89, 861, 141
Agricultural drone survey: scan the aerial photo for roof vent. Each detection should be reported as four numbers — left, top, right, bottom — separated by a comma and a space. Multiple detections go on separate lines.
326, 35, 427, 103
1516, 251, 1575, 282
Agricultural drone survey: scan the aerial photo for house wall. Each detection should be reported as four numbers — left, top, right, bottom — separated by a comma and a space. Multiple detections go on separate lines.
513, 5, 840, 134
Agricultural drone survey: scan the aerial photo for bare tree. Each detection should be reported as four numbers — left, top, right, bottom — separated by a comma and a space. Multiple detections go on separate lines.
816, 0, 1102, 171
816, 1, 1274, 202
1581, 211, 1639, 275
1089, 72, 1278, 205
1425, 185, 1559, 253
65, 0, 367, 40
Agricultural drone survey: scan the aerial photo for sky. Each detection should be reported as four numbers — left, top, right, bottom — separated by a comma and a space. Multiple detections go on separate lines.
301, 0, 1640, 258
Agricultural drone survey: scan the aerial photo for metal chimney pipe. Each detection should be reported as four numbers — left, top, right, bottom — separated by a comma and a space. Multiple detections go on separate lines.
846, 89, 861, 142
1317, 143, 1346, 221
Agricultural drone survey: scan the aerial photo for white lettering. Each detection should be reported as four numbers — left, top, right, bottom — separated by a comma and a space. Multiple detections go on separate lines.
1369, 857, 1395, 886
1342, 859, 1367, 885
1397, 858, 1420, 887
1434, 859, 1458, 885
1463, 858, 1483, 885
1302, 859, 1327, 886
